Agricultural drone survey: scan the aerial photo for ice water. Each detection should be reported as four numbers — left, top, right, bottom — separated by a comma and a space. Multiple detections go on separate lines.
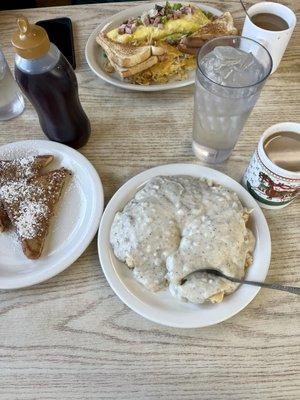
193, 45, 266, 163
0, 51, 24, 121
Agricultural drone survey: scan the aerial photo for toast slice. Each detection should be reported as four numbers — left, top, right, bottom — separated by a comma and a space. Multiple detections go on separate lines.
179, 12, 238, 53
109, 55, 159, 78
0, 155, 53, 232
0, 168, 71, 259
96, 32, 152, 68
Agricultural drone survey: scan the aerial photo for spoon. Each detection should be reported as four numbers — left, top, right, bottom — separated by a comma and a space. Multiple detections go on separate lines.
240, 0, 251, 19
180, 268, 300, 295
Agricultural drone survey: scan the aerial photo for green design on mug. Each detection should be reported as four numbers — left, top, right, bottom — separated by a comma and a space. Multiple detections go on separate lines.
246, 181, 292, 206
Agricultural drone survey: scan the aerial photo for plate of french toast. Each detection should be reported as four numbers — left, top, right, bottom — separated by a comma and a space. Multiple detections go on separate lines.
0, 140, 104, 289
85, 2, 238, 91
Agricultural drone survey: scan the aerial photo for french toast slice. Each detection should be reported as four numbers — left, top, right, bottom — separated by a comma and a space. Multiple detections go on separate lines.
0, 168, 71, 259
0, 155, 53, 232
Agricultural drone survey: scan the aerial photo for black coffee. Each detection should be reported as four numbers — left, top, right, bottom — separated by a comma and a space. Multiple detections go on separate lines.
251, 13, 289, 31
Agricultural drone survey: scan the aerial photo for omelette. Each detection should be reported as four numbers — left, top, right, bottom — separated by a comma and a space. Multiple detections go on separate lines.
107, 3, 210, 45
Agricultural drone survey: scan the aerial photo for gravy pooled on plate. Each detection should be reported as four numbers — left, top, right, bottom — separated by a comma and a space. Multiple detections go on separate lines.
110, 176, 255, 303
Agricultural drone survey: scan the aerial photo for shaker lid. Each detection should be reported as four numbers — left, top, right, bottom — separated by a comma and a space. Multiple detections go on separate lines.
12, 16, 50, 59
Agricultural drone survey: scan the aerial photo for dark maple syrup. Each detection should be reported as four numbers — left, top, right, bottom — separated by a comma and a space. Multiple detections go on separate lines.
15, 54, 90, 149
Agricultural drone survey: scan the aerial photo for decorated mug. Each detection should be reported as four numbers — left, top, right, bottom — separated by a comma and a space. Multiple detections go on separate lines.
242, 122, 300, 209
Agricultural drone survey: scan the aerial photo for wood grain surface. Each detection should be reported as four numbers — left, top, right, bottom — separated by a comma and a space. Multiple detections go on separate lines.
0, 1, 299, 399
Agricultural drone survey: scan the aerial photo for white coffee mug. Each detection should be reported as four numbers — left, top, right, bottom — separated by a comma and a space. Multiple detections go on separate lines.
242, 2, 296, 73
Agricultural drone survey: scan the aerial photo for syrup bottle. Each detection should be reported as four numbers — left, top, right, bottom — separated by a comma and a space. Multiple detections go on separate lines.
12, 17, 90, 149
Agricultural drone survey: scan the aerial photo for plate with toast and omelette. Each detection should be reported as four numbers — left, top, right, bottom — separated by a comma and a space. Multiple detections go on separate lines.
0, 140, 104, 289
85, 2, 238, 91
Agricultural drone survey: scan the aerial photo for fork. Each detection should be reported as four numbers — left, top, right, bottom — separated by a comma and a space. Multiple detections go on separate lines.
180, 268, 300, 295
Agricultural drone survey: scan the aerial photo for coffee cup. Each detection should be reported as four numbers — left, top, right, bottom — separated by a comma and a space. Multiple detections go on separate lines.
242, 122, 300, 209
242, 2, 296, 73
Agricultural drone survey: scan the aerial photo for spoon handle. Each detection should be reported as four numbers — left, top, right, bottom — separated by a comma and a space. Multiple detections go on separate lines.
228, 276, 300, 295
239, 0, 250, 19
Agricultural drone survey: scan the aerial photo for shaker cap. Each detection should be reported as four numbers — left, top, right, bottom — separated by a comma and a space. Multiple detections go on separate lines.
12, 16, 50, 59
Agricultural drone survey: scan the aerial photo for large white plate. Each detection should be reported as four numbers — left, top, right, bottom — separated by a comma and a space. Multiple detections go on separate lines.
98, 164, 271, 328
85, 2, 222, 91
0, 140, 104, 289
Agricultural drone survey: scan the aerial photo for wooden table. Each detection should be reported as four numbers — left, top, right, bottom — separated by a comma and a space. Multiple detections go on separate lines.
0, 1, 299, 399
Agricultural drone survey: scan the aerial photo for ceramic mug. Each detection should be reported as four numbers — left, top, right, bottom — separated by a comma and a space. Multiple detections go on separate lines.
242, 122, 300, 209
242, 2, 296, 73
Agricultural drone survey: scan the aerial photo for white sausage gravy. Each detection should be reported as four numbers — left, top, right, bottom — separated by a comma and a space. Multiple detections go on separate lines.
110, 176, 255, 303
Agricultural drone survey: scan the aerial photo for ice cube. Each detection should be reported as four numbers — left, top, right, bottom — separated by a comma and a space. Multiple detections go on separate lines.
239, 52, 255, 70
200, 46, 264, 87
214, 46, 241, 61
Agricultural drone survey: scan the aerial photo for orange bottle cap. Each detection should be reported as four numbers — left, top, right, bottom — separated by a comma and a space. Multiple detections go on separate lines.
12, 16, 50, 59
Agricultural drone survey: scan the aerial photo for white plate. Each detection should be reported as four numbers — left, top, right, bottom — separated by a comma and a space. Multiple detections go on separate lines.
0, 140, 104, 289
98, 164, 271, 328
85, 2, 222, 91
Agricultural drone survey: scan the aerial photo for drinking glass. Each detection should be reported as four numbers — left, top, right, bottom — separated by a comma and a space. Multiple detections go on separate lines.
0, 49, 25, 121
192, 36, 272, 164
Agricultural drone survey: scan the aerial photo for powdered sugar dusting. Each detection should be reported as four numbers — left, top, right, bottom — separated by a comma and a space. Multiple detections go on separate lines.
15, 200, 49, 239
15, 157, 36, 178
0, 181, 47, 239
0, 169, 70, 241
0, 146, 36, 161
0, 181, 43, 205
0, 156, 39, 182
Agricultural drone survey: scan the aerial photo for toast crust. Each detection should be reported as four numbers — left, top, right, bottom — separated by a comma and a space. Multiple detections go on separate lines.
110, 55, 159, 78
0, 203, 9, 232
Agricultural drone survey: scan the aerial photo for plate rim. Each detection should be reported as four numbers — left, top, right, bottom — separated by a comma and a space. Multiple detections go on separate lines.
0, 140, 104, 290
98, 163, 271, 328
85, 2, 223, 92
